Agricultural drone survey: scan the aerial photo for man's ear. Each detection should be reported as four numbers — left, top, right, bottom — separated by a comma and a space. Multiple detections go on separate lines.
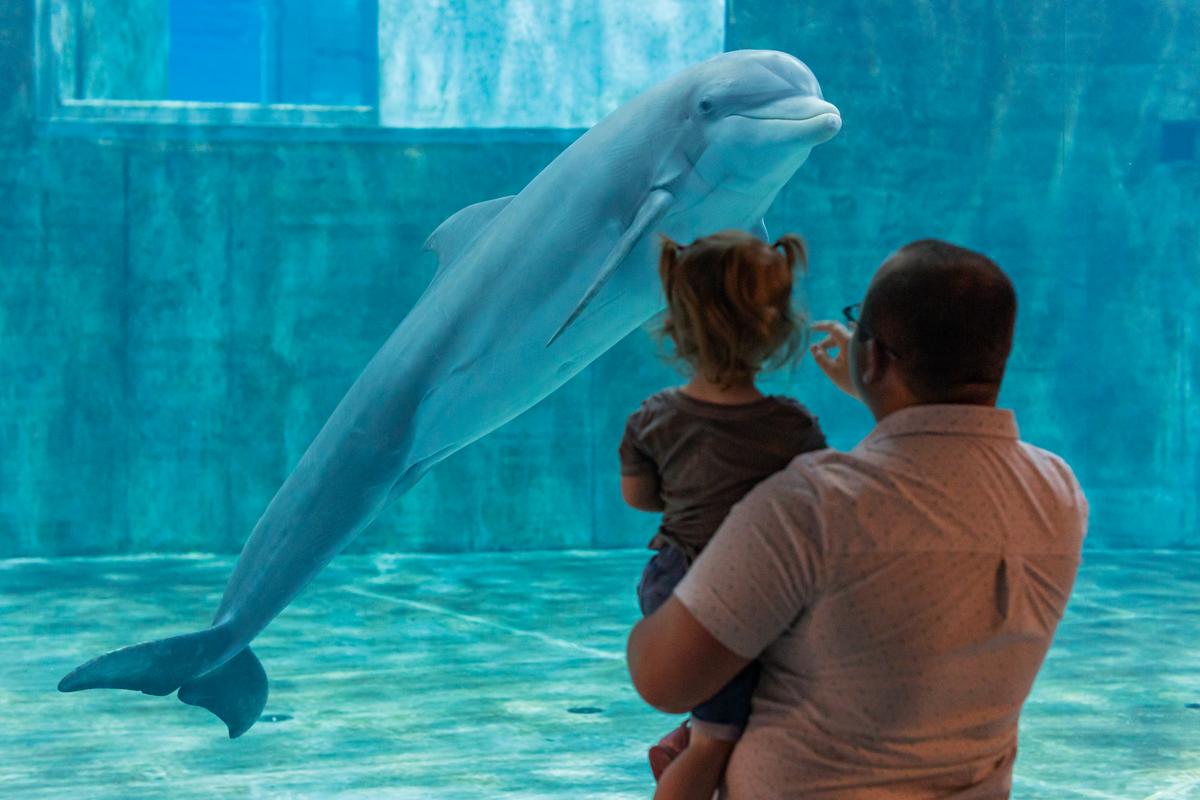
859, 337, 886, 387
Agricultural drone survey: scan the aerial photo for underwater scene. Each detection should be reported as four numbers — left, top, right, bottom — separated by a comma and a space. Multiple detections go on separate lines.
1, 0, 1198, 798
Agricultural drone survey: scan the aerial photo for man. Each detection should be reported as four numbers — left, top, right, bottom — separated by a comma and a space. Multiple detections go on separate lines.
627, 239, 1088, 798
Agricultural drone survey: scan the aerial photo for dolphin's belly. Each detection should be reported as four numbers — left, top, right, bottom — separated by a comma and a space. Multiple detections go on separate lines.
400, 185, 783, 464
402, 259, 659, 467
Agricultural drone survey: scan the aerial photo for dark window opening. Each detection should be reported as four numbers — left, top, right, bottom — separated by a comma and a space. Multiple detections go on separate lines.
1160, 120, 1197, 163
167, 0, 378, 106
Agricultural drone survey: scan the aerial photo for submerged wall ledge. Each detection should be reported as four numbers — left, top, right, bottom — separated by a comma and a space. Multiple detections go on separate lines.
34, 115, 588, 146
53, 99, 378, 127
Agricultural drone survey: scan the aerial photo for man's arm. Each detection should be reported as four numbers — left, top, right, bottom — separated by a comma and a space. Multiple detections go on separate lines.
627, 595, 751, 713
626, 468, 821, 714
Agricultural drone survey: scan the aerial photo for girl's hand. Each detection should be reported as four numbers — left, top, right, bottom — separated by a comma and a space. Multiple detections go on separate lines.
809, 321, 861, 400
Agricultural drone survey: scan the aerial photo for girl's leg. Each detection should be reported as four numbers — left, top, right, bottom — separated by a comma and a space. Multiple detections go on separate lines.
652, 729, 735, 800
638, 545, 688, 616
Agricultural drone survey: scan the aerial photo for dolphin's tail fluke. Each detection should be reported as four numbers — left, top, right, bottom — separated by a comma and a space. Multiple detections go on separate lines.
57, 627, 268, 739
178, 646, 268, 739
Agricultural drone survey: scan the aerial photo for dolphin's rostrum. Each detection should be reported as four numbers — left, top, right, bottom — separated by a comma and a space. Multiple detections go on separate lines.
57, 50, 841, 738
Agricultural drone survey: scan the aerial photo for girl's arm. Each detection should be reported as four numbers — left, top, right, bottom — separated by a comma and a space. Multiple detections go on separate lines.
622, 473, 665, 512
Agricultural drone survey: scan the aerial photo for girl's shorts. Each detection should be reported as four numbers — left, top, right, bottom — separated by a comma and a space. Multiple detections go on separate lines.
636, 545, 761, 741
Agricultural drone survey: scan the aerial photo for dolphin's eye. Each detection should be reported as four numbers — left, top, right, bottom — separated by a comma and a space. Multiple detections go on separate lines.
698, 98, 713, 114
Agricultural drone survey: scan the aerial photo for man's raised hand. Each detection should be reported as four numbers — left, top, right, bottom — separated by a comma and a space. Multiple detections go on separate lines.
810, 321, 860, 399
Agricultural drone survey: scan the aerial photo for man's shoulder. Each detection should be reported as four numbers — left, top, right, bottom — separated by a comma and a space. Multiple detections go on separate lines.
1016, 440, 1086, 494
784, 445, 877, 485
1015, 441, 1089, 527
1016, 440, 1078, 473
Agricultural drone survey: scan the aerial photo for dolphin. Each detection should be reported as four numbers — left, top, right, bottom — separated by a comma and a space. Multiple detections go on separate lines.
58, 49, 841, 738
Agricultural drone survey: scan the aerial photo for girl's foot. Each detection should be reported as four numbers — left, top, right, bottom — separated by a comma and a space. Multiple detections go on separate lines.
649, 720, 691, 781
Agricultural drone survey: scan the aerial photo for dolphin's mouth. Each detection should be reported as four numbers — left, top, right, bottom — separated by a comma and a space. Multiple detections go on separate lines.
737, 110, 842, 126
732, 96, 842, 144
733, 96, 841, 126
735, 95, 839, 121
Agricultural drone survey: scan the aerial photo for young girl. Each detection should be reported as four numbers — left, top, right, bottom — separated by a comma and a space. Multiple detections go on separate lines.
619, 230, 828, 799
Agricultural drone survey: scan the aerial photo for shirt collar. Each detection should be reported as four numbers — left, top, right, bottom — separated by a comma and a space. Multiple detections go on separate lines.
865, 404, 1019, 443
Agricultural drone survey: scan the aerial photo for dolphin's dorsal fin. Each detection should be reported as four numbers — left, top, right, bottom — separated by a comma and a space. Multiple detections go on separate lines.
546, 188, 675, 347
423, 195, 516, 274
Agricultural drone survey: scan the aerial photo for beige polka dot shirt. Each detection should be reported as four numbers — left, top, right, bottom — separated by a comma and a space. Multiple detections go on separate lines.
675, 404, 1088, 799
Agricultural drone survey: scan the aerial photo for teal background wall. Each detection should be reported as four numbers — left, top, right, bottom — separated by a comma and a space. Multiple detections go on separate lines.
1, 1, 1197, 556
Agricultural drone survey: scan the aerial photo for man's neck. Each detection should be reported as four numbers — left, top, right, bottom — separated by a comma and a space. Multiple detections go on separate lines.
868, 393, 999, 422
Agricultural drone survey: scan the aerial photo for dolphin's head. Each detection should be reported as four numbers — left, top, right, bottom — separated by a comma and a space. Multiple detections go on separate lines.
679, 50, 841, 195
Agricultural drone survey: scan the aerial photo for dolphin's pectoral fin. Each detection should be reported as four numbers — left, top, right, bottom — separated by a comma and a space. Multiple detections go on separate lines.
386, 443, 460, 505
424, 195, 516, 276
546, 188, 674, 347
178, 646, 268, 739
753, 219, 770, 242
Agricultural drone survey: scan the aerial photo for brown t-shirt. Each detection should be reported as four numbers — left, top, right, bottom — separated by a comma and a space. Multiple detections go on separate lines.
619, 388, 827, 562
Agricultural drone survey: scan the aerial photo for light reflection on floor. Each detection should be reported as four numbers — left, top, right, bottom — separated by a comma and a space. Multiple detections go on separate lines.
1, 550, 1197, 799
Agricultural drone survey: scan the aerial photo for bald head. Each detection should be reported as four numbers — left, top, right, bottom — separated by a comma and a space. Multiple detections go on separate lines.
860, 240, 1016, 404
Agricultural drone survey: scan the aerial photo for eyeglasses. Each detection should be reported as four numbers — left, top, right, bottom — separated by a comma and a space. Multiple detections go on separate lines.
842, 303, 901, 360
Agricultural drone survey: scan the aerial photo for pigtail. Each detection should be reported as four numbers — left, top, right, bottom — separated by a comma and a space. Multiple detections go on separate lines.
658, 235, 684, 301
767, 234, 811, 363
772, 234, 808, 275
657, 235, 686, 348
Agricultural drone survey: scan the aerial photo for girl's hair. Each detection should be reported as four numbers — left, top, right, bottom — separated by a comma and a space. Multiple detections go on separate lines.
657, 229, 810, 389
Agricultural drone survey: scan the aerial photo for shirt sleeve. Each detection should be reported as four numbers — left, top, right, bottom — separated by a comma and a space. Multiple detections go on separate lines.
618, 404, 658, 476
800, 416, 829, 454
673, 466, 823, 659
790, 402, 829, 455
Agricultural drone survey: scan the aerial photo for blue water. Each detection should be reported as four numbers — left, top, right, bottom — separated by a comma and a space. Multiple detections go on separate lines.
7, 0, 1194, 555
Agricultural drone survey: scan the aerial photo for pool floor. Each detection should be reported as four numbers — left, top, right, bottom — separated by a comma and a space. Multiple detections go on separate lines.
1, 550, 1198, 799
